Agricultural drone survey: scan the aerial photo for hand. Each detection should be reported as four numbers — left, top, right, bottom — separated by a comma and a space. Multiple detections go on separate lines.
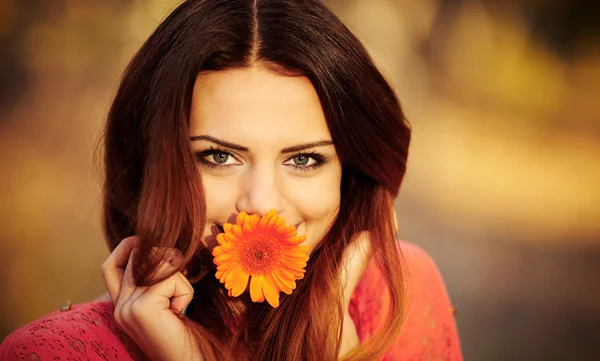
338, 205, 398, 357
340, 205, 398, 306
339, 232, 372, 310
338, 231, 371, 357
100, 236, 201, 361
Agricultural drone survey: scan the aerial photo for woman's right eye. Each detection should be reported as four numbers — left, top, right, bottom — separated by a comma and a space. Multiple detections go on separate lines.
211, 152, 230, 164
195, 149, 241, 168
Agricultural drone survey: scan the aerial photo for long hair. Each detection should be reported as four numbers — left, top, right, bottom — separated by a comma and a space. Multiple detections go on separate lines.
102, 0, 411, 360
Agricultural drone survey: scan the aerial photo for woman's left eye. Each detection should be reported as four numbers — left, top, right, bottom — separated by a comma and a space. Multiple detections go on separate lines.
283, 153, 325, 170
291, 155, 311, 166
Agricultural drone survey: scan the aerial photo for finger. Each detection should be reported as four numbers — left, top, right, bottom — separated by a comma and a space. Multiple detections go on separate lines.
100, 236, 139, 305
144, 271, 194, 316
118, 247, 139, 306
148, 261, 191, 314
121, 249, 186, 308
169, 272, 194, 316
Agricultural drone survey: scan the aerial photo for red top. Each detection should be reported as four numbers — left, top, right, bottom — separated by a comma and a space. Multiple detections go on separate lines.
0, 242, 463, 360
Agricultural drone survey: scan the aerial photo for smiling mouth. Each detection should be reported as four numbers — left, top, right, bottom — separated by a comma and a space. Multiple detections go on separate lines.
215, 222, 302, 234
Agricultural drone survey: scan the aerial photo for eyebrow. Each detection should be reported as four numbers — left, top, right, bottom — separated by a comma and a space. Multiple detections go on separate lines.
189, 135, 334, 154
281, 140, 334, 153
190, 135, 248, 151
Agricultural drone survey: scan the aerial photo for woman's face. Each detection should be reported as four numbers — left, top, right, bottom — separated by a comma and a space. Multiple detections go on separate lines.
189, 65, 342, 254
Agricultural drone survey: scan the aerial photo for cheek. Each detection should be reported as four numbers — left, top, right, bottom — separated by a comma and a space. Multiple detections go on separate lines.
289, 170, 341, 249
291, 181, 340, 217
202, 174, 239, 225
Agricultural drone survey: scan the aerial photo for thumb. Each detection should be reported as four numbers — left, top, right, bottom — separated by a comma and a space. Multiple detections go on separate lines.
143, 270, 194, 316
169, 272, 194, 316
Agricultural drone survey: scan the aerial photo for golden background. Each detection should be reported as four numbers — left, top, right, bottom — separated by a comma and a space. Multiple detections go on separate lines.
1, 1, 599, 360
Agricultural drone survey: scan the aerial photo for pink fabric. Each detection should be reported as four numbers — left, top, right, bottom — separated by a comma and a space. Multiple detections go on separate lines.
348, 242, 463, 361
0, 242, 463, 360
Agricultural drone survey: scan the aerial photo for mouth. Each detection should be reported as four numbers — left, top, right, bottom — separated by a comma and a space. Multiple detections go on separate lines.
215, 222, 303, 234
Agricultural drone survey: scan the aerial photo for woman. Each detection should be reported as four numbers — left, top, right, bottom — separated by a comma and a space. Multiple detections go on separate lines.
0, 0, 462, 360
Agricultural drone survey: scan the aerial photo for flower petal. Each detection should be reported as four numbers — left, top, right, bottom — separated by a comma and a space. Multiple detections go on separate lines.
215, 253, 236, 264
257, 215, 270, 232
273, 270, 294, 294
236, 212, 248, 226
250, 275, 264, 302
232, 224, 243, 238
274, 217, 285, 230
224, 265, 242, 288
267, 277, 281, 293
216, 263, 230, 271
231, 271, 249, 297
220, 242, 235, 252
277, 225, 297, 238
279, 265, 305, 280
212, 245, 225, 257
249, 214, 260, 229
243, 216, 254, 233
216, 234, 226, 245
295, 245, 310, 254
223, 223, 233, 234
271, 271, 289, 294
262, 275, 280, 308
266, 214, 279, 230
284, 235, 306, 246
280, 258, 307, 269
282, 252, 309, 262
223, 233, 239, 244
216, 267, 232, 283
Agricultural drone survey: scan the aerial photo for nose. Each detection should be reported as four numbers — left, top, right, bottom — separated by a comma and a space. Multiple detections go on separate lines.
235, 165, 287, 216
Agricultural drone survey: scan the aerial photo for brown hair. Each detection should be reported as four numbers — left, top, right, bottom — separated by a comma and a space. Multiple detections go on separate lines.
102, 0, 411, 360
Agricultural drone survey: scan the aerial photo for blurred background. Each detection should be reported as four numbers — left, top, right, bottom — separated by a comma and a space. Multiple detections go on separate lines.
1, 0, 599, 360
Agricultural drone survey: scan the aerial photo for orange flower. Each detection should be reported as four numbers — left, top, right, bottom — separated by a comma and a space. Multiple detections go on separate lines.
212, 210, 309, 308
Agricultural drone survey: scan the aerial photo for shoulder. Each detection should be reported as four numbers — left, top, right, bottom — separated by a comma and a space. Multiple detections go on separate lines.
399, 241, 450, 301
350, 241, 463, 360
395, 241, 455, 325
352, 241, 449, 303
0, 301, 143, 361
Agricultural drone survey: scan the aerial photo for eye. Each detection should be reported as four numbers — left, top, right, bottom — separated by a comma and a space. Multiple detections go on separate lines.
291, 155, 311, 166
212, 152, 230, 164
283, 152, 326, 171
195, 148, 242, 168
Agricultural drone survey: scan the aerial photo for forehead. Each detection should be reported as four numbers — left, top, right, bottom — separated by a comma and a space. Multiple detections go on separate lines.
189, 66, 331, 146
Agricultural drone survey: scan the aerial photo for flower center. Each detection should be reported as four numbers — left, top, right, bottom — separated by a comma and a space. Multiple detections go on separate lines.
238, 235, 282, 276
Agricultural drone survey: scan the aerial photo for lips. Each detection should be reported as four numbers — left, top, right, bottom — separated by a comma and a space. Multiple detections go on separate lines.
216, 221, 302, 233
